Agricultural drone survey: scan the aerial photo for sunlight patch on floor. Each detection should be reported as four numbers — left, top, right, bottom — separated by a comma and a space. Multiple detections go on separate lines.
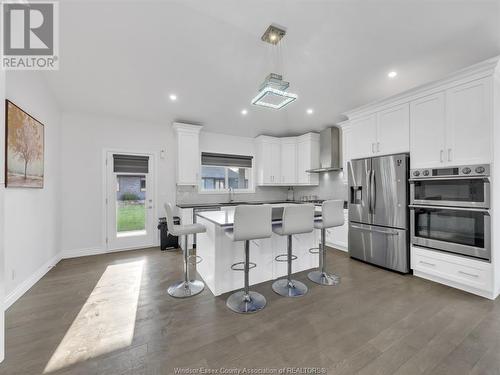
43, 260, 144, 373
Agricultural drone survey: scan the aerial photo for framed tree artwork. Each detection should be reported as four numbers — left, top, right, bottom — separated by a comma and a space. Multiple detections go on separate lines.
5, 100, 44, 188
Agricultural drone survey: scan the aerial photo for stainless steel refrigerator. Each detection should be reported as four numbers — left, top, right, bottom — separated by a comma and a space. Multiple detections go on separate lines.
348, 153, 410, 273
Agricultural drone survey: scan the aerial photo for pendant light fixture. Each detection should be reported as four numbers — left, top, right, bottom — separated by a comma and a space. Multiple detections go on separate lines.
252, 24, 297, 110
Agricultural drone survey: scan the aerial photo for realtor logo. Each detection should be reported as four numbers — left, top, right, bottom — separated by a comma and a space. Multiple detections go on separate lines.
1, 1, 59, 70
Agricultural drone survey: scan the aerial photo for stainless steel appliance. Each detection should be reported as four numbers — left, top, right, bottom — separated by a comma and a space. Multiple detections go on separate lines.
306, 127, 342, 172
409, 164, 491, 261
348, 153, 410, 273
410, 164, 490, 208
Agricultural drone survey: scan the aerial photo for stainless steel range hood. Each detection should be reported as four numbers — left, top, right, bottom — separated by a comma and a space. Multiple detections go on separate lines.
306, 127, 342, 173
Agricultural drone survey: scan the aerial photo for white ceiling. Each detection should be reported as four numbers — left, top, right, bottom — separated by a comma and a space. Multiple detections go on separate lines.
44, 0, 500, 137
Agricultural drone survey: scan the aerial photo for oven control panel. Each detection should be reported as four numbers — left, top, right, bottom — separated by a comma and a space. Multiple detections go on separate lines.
410, 164, 490, 179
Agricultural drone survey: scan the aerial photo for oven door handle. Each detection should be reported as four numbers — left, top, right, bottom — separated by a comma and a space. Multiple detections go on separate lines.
409, 177, 490, 182
409, 205, 490, 214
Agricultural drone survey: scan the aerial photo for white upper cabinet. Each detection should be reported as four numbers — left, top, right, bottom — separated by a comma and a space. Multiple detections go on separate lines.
445, 78, 492, 166
376, 103, 410, 155
410, 78, 493, 168
348, 114, 377, 160
344, 105, 409, 163
296, 133, 319, 185
410, 92, 447, 168
255, 133, 319, 186
256, 136, 281, 185
173, 123, 202, 185
280, 138, 297, 184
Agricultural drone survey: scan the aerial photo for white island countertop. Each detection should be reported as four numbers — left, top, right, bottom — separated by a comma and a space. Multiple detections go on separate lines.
196, 206, 323, 228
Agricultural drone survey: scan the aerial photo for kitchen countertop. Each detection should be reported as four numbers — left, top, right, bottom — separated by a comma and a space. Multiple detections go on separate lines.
196, 206, 323, 228
177, 200, 348, 209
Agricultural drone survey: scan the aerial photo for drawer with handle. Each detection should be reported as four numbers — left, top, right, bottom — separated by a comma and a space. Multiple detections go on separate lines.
411, 246, 492, 291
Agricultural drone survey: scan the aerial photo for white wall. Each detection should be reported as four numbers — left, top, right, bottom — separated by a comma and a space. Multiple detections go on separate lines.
60, 112, 177, 256
0, 68, 6, 361
4, 72, 61, 305
176, 131, 288, 204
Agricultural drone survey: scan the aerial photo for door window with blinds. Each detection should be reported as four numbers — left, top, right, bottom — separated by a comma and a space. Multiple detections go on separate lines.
200, 152, 253, 192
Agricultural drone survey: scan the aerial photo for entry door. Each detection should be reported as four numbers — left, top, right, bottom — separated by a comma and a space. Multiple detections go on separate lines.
106, 152, 156, 250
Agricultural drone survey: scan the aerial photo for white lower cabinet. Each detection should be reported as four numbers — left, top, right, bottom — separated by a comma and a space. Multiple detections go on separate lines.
411, 246, 494, 299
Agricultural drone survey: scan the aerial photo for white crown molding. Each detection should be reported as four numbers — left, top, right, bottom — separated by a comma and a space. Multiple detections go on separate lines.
343, 55, 500, 120
172, 122, 203, 133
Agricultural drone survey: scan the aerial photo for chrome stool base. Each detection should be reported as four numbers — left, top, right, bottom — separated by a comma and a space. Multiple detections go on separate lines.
307, 270, 341, 286
167, 280, 204, 298
226, 290, 267, 314
272, 278, 308, 297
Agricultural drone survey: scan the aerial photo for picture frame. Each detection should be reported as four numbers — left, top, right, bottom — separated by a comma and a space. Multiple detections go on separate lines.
5, 100, 45, 188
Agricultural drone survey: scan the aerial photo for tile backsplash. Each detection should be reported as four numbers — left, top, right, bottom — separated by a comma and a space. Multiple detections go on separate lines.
176, 170, 347, 204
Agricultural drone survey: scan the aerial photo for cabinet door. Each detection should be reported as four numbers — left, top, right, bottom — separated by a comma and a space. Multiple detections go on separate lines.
348, 115, 377, 160
446, 78, 492, 165
377, 103, 410, 155
410, 92, 446, 169
177, 132, 199, 185
270, 141, 281, 184
259, 142, 274, 184
280, 140, 297, 184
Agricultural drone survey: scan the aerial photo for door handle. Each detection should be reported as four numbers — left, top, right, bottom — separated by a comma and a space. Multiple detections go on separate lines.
440, 150, 444, 163
458, 270, 479, 278
350, 224, 399, 236
419, 260, 436, 267
447, 148, 452, 162
370, 170, 376, 213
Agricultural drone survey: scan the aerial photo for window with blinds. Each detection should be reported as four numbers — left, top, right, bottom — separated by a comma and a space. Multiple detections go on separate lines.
200, 152, 253, 192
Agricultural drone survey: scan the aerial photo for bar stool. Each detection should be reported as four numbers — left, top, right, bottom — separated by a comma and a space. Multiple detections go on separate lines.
164, 203, 206, 298
225, 205, 272, 314
272, 204, 315, 298
308, 200, 344, 286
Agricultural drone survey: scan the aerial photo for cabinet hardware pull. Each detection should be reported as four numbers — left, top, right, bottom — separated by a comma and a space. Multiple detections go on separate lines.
419, 260, 436, 267
371, 143, 375, 153
448, 148, 452, 162
440, 150, 444, 163
458, 270, 479, 278
377, 142, 380, 152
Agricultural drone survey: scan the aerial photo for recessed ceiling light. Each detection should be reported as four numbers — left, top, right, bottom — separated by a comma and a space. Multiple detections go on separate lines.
387, 71, 398, 79
241, 109, 248, 115
306, 108, 314, 115
169, 94, 177, 101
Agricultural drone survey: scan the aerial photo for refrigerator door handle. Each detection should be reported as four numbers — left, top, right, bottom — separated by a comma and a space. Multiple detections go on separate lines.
367, 170, 372, 214
350, 224, 400, 236
370, 170, 376, 214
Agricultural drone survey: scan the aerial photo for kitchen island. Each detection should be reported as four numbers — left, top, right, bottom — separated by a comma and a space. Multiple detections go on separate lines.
195, 206, 321, 296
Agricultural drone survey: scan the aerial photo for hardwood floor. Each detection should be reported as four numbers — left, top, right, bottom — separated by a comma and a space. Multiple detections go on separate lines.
0, 247, 499, 375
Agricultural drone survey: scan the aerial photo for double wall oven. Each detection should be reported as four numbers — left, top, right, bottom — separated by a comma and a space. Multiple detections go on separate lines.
409, 164, 491, 261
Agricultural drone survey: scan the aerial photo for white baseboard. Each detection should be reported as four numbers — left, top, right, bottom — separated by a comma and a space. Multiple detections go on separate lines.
62, 243, 158, 260
62, 246, 105, 259
5, 241, 160, 310
326, 241, 347, 252
4, 252, 62, 310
